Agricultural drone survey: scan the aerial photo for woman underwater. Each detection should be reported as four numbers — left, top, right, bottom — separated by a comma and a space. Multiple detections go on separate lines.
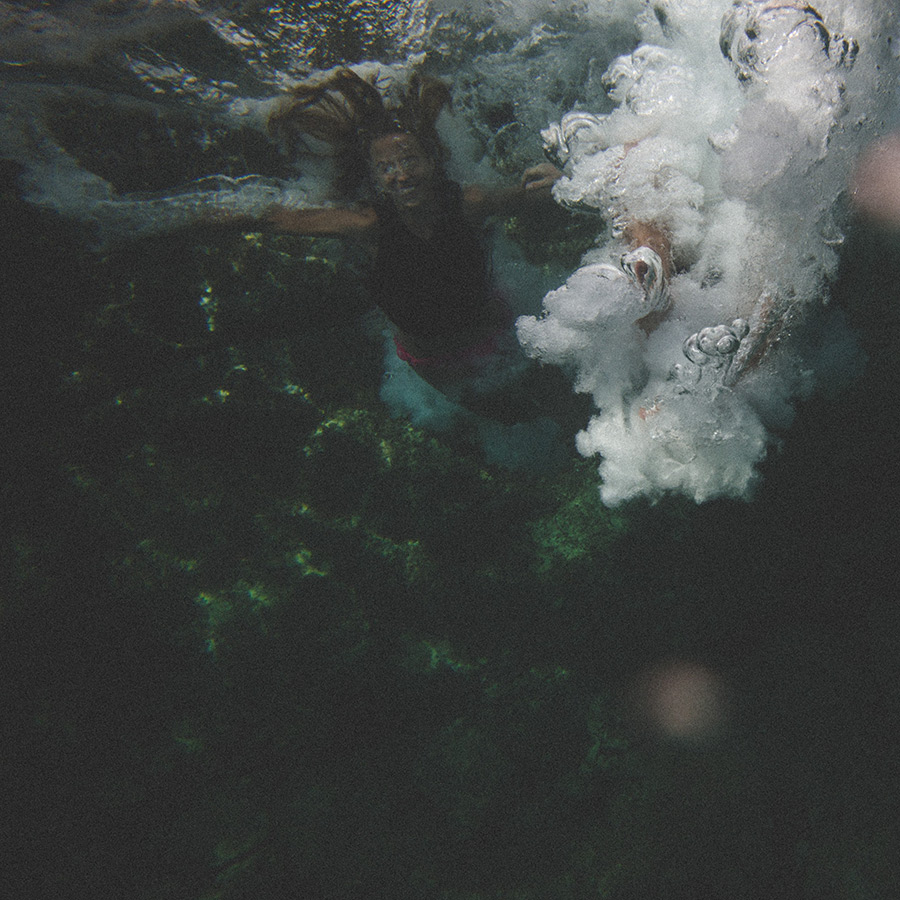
229, 68, 577, 424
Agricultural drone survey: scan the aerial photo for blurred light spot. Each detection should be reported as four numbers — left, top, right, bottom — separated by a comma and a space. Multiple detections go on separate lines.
634, 659, 727, 742
851, 134, 900, 226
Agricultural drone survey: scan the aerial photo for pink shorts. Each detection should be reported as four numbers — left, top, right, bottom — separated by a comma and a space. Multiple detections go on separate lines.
392, 294, 515, 374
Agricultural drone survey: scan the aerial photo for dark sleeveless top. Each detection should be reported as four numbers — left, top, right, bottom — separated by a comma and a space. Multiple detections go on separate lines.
368, 180, 494, 343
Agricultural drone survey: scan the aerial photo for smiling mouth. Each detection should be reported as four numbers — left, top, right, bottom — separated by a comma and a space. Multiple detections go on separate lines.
392, 185, 424, 203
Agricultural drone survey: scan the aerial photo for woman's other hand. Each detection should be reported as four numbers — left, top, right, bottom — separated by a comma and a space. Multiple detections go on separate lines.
521, 163, 563, 192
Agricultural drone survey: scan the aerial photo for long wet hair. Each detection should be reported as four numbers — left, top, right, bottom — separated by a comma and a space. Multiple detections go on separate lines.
267, 68, 453, 197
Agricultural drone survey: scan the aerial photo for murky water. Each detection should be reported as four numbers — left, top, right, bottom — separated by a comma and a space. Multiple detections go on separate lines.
3, 2, 900, 898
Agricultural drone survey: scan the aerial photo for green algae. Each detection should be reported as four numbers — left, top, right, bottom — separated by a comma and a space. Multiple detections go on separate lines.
7, 175, 900, 900
530, 471, 630, 574
3, 199, 650, 899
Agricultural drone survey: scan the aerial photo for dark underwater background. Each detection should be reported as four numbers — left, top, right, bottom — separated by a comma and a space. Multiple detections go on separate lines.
3, 2, 900, 898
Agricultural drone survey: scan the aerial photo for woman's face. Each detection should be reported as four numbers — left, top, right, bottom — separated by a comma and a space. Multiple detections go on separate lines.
369, 133, 436, 208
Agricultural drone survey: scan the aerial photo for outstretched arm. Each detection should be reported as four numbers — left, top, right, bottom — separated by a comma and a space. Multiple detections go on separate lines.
462, 163, 563, 223
210, 204, 376, 237
263, 204, 377, 235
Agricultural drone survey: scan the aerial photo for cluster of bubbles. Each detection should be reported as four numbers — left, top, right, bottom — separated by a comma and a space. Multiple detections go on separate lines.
518, 0, 899, 504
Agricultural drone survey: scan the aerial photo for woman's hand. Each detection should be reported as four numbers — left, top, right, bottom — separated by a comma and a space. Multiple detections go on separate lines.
521, 163, 563, 192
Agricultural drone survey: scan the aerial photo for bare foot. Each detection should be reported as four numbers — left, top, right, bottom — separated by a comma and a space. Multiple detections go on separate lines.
623, 221, 673, 278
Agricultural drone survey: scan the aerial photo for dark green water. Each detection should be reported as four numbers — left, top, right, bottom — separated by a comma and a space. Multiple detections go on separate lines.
4, 158, 900, 900
4, 1, 900, 896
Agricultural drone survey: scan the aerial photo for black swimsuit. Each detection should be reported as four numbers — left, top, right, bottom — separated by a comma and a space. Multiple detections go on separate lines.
369, 181, 495, 344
